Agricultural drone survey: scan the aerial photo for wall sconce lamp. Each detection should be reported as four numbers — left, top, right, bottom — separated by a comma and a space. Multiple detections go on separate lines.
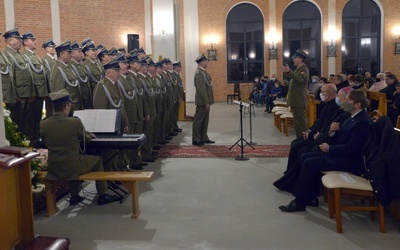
207, 43, 217, 60
268, 42, 278, 60
327, 39, 336, 57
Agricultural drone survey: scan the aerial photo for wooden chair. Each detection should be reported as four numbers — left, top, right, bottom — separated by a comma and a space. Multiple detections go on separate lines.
322, 172, 385, 233
227, 83, 241, 104
396, 115, 400, 129
367, 91, 390, 116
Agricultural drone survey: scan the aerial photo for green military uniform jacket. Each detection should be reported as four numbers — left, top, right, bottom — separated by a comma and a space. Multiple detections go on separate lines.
70, 59, 92, 109
42, 54, 56, 93
117, 74, 140, 124
161, 71, 175, 109
50, 60, 82, 110
0, 51, 17, 103
286, 63, 309, 108
21, 49, 48, 97
153, 74, 164, 113
127, 71, 145, 121
82, 59, 103, 91
93, 77, 129, 128
138, 72, 156, 117
3, 46, 34, 98
40, 114, 99, 180
172, 70, 185, 101
194, 67, 214, 106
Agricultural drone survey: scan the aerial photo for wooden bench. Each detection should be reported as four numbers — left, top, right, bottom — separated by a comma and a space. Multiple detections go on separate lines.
367, 91, 390, 116
306, 94, 320, 127
38, 171, 153, 219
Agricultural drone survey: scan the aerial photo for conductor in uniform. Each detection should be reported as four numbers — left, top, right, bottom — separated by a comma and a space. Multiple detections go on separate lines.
40, 89, 120, 205
282, 49, 310, 138
192, 53, 214, 146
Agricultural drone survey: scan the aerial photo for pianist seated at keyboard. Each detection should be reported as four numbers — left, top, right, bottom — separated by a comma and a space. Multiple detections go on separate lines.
40, 89, 121, 206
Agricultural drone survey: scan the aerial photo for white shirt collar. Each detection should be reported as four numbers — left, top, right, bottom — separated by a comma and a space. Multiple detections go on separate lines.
106, 76, 115, 84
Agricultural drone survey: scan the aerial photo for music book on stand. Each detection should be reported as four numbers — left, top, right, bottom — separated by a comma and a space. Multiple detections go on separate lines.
73, 109, 121, 134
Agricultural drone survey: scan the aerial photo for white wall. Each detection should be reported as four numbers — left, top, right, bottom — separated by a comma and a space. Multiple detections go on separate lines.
152, 0, 176, 61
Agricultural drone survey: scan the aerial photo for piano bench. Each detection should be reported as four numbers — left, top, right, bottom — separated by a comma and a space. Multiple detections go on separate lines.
22, 236, 70, 250
38, 171, 153, 219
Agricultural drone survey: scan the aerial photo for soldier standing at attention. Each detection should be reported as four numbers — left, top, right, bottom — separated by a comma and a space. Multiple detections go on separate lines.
50, 40, 82, 115
192, 54, 214, 146
42, 39, 57, 117
69, 41, 92, 109
21, 32, 48, 143
282, 49, 310, 138
3, 28, 34, 135
0, 32, 18, 115
172, 61, 184, 132
40, 88, 120, 206
82, 41, 103, 94
160, 58, 175, 140
93, 59, 129, 171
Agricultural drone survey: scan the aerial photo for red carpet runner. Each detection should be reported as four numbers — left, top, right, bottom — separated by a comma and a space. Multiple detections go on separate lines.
158, 145, 290, 158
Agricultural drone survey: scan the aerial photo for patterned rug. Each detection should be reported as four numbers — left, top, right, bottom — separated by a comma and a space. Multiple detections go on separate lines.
158, 144, 290, 158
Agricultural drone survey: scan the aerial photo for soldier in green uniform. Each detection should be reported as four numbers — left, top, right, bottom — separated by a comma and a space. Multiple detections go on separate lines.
97, 47, 112, 65
93, 59, 129, 171
69, 41, 92, 109
137, 59, 157, 162
160, 58, 175, 140
50, 40, 82, 115
0, 33, 17, 111
155, 61, 168, 144
3, 28, 34, 136
82, 41, 103, 94
172, 60, 184, 132
282, 49, 310, 138
192, 53, 214, 146
42, 39, 57, 117
116, 54, 142, 170
40, 88, 120, 205
21, 32, 48, 143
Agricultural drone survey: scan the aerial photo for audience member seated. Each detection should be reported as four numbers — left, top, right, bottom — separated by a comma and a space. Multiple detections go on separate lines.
40, 89, 121, 206
363, 71, 374, 88
266, 81, 282, 113
307, 75, 322, 96
254, 76, 268, 106
351, 74, 368, 93
279, 90, 372, 212
250, 76, 263, 104
273, 84, 350, 192
381, 73, 399, 126
265, 74, 279, 111
331, 74, 345, 92
278, 79, 289, 100
392, 83, 400, 125
368, 72, 387, 92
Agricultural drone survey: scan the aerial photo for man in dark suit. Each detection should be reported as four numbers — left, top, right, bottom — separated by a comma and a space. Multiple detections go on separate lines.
192, 53, 214, 146
282, 49, 310, 138
40, 89, 120, 205
279, 90, 372, 212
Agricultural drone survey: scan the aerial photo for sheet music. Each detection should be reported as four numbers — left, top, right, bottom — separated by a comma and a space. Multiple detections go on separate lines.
73, 109, 118, 133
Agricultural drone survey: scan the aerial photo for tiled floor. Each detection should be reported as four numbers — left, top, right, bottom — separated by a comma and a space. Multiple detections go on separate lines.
34, 102, 400, 250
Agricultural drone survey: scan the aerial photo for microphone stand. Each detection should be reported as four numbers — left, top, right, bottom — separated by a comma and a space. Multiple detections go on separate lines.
248, 103, 257, 145
229, 101, 254, 160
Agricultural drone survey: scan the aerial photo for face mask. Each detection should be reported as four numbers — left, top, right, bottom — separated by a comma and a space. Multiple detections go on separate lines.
270, 78, 276, 81
341, 101, 354, 112
312, 79, 318, 83
349, 81, 355, 86
319, 93, 327, 102
335, 97, 341, 106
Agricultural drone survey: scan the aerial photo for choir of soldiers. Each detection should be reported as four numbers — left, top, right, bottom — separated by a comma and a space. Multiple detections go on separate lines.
1, 28, 185, 171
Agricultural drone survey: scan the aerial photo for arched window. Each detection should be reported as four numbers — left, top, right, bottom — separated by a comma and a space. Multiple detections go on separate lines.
342, 0, 381, 77
226, 3, 264, 83
282, 1, 321, 76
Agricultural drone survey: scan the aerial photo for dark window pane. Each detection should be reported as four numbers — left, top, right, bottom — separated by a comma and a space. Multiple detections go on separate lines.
343, 0, 361, 17
301, 21, 319, 40
361, 17, 379, 37
246, 42, 263, 60
227, 63, 245, 82
283, 1, 320, 20
342, 38, 359, 57
246, 23, 263, 41
229, 24, 244, 41
227, 3, 263, 23
360, 38, 378, 57
247, 63, 263, 81
227, 43, 245, 61
342, 59, 359, 75
342, 18, 359, 37
284, 21, 301, 39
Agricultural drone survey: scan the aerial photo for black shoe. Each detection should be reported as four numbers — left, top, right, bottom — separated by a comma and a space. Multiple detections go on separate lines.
152, 151, 159, 156
268, 110, 272, 113
306, 198, 319, 207
153, 145, 161, 150
192, 141, 205, 146
203, 140, 215, 144
130, 164, 143, 170
98, 194, 121, 205
139, 162, 148, 167
174, 128, 182, 132
279, 199, 306, 212
169, 132, 178, 136
165, 136, 173, 140
70, 195, 84, 205
143, 158, 155, 162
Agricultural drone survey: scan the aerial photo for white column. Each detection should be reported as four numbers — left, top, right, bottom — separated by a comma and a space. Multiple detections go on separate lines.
144, 0, 152, 54
183, 0, 198, 102
50, 0, 61, 44
4, 0, 15, 30
152, 0, 176, 60
327, 0, 336, 75
268, 0, 277, 75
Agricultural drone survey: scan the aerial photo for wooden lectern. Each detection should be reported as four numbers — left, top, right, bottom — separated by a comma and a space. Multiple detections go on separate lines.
178, 92, 194, 121
0, 151, 39, 249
